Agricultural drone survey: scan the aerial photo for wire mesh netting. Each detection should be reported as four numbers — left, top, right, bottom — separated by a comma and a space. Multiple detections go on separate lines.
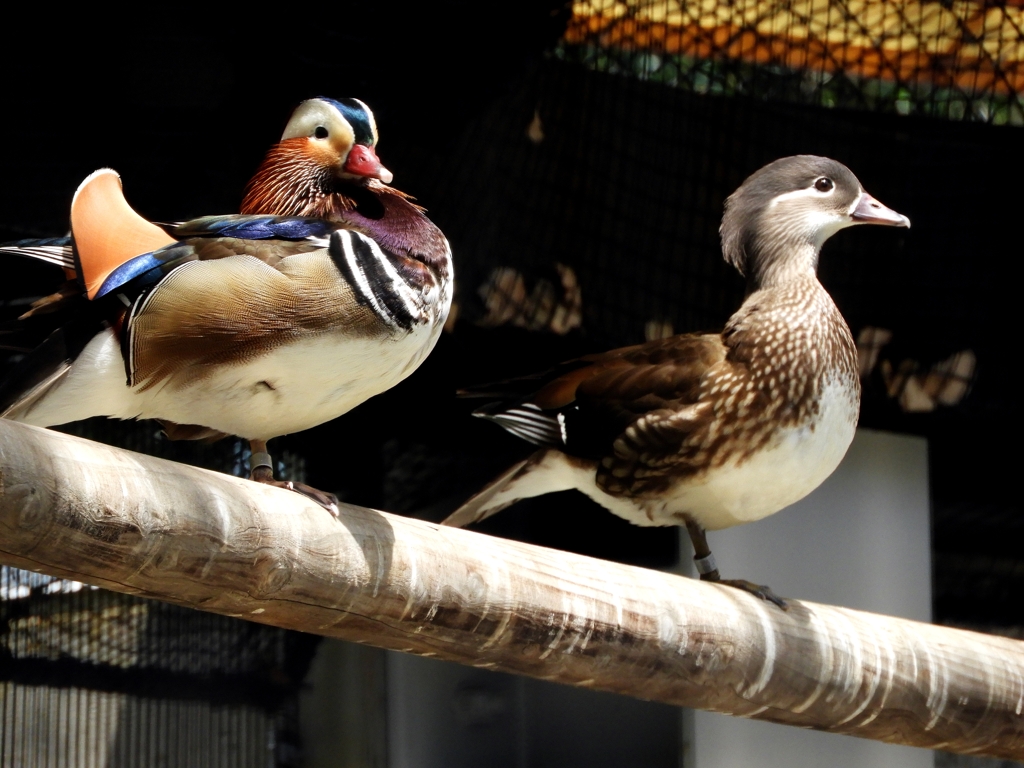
0, 569, 315, 767
560, 0, 1024, 124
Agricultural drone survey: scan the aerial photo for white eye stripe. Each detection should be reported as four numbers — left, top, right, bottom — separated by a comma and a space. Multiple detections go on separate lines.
768, 185, 835, 207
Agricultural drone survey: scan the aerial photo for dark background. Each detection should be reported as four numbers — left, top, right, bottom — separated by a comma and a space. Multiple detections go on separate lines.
0, 6, 1020, 629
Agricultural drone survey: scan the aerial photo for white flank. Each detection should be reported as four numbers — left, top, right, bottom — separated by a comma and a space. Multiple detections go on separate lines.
641, 379, 857, 530
14, 318, 445, 441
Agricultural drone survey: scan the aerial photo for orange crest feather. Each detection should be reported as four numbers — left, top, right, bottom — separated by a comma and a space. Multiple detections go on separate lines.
71, 169, 176, 299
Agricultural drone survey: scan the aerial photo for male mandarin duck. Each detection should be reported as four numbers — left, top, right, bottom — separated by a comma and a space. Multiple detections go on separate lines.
442, 156, 909, 606
0, 98, 430, 273
0, 98, 452, 512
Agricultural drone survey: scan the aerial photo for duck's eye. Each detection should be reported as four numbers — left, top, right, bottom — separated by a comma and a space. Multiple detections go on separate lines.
314, 126, 329, 139
814, 177, 834, 192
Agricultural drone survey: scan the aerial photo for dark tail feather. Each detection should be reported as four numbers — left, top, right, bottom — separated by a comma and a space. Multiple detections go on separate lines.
0, 237, 74, 270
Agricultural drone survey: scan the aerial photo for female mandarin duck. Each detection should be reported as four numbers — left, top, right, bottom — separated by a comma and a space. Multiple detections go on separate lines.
0, 98, 453, 513
442, 156, 908, 606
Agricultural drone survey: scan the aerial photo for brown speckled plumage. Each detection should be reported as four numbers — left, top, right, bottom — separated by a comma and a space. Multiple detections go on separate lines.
444, 156, 909, 602
599, 273, 859, 498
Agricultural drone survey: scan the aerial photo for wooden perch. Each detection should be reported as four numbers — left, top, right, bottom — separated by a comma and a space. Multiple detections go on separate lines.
0, 419, 1021, 760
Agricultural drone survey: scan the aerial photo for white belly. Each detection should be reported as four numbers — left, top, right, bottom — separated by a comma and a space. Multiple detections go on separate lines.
16, 322, 442, 440
641, 380, 857, 530
532, 380, 858, 532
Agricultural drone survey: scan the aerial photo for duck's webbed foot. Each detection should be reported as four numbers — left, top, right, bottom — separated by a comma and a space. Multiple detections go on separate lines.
249, 441, 340, 517
685, 520, 787, 609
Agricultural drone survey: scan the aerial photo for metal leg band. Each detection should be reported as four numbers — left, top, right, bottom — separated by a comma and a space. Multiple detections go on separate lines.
694, 552, 718, 576
250, 452, 274, 471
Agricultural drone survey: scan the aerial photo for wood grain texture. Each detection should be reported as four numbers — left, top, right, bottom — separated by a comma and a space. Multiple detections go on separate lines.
0, 419, 1021, 759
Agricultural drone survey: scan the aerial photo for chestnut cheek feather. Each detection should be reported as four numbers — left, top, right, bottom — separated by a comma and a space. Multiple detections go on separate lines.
305, 140, 342, 169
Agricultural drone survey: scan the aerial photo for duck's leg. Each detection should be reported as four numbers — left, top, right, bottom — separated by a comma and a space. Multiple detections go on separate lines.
249, 439, 340, 517
684, 520, 786, 609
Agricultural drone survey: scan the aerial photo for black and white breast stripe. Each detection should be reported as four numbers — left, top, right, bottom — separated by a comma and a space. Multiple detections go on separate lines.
328, 230, 423, 332
123, 282, 156, 387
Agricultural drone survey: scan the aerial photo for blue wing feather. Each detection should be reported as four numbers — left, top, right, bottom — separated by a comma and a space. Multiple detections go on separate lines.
0, 217, 336, 277
173, 215, 336, 241
94, 243, 202, 302
94, 252, 168, 298
93, 217, 336, 301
